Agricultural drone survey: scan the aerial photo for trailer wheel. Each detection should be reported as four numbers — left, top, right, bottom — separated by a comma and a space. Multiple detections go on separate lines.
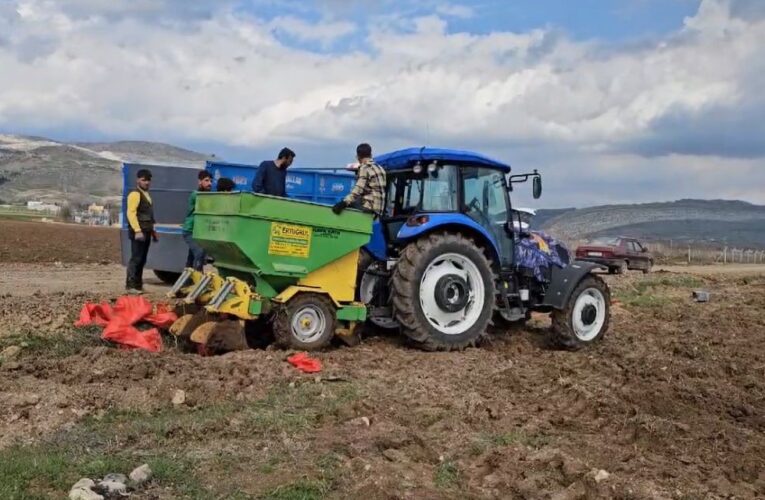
154, 270, 182, 285
273, 293, 336, 351
392, 233, 495, 351
550, 275, 610, 350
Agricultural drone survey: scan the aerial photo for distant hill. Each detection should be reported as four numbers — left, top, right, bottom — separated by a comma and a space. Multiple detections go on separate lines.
531, 208, 575, 228
0, 134, 212, 205
538, 199, 765, 248
75, 141, 212, 166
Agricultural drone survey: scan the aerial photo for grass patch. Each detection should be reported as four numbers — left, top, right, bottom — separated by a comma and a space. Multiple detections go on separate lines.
85, 381, 360, 445
614, 274, 704, 309
637, 275, 703, 291
260, 479, 331, 500
434, 461, 460, 490
3, 380, 360, 498
258, 456, 282, 475
0, 328, 106, 360
0, 444, 203, 500
0, 212, 47, 222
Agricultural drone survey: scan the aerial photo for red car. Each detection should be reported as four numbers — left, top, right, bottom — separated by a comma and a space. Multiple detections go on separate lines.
575, 237, 653, 274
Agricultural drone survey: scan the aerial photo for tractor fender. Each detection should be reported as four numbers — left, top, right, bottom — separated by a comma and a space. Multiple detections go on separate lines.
395, 213, 501, 264
541, 261, 606, 309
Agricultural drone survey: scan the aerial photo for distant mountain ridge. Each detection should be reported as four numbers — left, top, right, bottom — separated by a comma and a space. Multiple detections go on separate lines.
0, 134, 212, 204
535, 199, 765, 248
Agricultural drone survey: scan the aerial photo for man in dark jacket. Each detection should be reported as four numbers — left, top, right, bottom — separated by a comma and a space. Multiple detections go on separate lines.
251, 147, 295, 196
183, 170, 212, 271
125, 169, 157, 294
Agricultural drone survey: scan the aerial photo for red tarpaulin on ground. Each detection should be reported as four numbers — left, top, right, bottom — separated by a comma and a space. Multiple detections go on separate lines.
75, 296, 177, 352
287, 352, 322, 373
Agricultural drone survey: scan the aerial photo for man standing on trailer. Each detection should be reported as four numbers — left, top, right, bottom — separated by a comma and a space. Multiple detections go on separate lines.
251, 147, 296, 197
183, 170, 213, 271
125, 169, 157, 294
332, 143, 386, 217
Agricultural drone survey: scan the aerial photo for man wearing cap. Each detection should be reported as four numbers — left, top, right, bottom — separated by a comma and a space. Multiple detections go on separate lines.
252, 147, 296, 197
125, 169, 157, 294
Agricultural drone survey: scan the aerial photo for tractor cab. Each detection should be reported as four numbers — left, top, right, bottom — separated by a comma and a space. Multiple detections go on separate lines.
371, 147, 541, 271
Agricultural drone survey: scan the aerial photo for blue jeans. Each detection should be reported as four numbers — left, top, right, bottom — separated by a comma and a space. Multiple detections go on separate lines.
183, 231, 206, 271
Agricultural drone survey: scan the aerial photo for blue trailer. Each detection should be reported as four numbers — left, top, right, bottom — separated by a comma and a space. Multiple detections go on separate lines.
120, 160, 355, 284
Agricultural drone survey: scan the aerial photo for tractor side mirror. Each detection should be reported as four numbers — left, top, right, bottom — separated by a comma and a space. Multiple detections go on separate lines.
532, 176, 542, 199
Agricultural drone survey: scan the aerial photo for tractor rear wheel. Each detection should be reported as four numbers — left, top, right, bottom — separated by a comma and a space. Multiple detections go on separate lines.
551, 275, 610, 350
273, 293, 336, 351
392, 233, 495, 351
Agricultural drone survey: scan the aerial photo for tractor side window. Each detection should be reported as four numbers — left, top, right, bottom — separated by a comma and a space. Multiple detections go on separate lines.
394, 165, 459, 214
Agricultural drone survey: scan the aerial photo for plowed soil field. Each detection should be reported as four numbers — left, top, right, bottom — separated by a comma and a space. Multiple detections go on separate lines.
1, 220, 764, 499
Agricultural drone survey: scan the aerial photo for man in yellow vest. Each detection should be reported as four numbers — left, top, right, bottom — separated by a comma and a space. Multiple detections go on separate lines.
125, 169, 157, 294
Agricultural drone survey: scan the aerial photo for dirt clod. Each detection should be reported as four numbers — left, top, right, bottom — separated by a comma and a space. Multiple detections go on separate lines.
171, 389, 186, 406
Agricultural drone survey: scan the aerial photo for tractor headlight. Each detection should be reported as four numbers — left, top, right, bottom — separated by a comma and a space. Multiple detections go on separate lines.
413, 162, 422, 174
427, 161, 438, 173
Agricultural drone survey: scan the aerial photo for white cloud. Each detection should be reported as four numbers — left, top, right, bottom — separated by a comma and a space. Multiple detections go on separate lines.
435, 3, 474, 19
268, 15, 356, 46
0, 0, 761, 206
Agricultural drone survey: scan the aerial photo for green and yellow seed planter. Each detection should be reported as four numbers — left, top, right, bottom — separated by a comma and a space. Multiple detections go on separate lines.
168, 192, 373, 351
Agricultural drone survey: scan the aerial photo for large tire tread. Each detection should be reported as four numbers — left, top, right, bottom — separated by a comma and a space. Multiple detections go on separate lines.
391, 232, 495, 351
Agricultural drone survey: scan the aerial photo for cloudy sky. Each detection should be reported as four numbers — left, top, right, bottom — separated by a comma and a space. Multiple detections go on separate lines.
0, 0, 763, 207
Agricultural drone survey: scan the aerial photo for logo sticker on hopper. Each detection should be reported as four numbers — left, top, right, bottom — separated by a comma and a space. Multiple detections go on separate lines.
268, 222, 312, 258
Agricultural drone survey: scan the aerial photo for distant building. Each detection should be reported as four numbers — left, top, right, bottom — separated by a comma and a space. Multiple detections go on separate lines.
26, 201, 61, 214
88, 203, 105, 215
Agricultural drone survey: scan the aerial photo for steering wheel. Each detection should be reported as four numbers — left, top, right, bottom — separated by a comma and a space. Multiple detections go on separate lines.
468, 197, 481, 213
467, 196, 492, 227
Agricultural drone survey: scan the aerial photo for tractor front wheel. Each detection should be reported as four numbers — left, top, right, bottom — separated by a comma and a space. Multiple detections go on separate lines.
273, 293, 336, 351
392, 233, 495, 351
551, 275, 610, 350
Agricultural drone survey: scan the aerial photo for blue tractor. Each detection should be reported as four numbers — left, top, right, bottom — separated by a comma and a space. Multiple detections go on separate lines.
357, 147, 611, 351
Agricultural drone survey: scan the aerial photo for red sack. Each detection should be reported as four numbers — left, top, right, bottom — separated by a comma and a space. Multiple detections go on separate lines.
287, 352, 322, 373
102, 321, 163, 352
74, 302, 113, 327
110, 295, 153, 325
145, 302, 179, 329
74, 296, 177, 353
